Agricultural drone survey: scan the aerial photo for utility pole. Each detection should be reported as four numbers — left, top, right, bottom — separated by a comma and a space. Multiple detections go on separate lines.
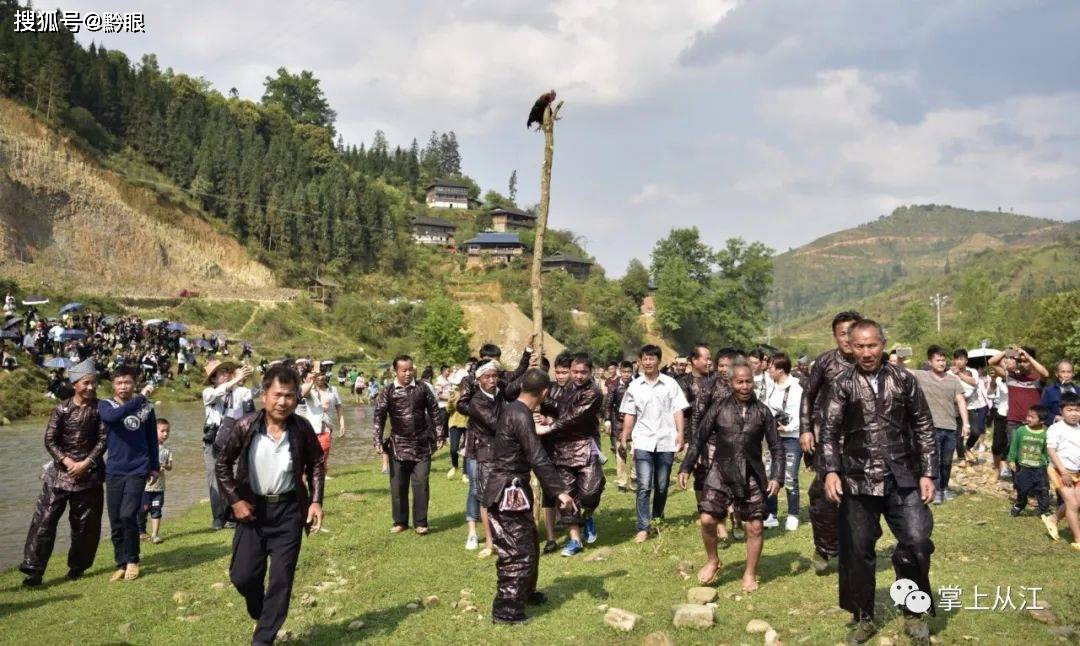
930, 293, 948, 333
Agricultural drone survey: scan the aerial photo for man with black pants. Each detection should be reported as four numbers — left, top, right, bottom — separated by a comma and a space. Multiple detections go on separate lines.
373, 355, 445, 534
216, 365, 325, 646
483, 368, 575, 624
820, 319, 938, 645
20, 359, 106, 586
99, 364, 158, 582
800, 311, 861, 575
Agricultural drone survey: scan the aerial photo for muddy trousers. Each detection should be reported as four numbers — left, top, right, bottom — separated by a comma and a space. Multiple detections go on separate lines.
808, 471, 840, 558
20, 483, 103, 577
555, 459, 605, 526
838, 486, 935, 621
488, 505, 540, 622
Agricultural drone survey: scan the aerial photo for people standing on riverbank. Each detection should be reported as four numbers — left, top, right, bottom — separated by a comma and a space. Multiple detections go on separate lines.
100, 364, 159, 582
202, 359, 255, 530
300, 369, 345, 467
215, 364, 326, 646
19, 359, 106, 587
373, 355, 445, 534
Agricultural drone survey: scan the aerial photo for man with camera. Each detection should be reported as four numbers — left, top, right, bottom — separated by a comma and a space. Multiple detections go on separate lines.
202, 359, 255, 530
762, 352, 804, 531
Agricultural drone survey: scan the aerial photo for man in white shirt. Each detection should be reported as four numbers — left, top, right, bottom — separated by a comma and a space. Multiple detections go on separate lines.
1047, 392, 1080, 551
202, 359, 254, 530
951, 348, 988, 463
620, 344, 688, 543
763, 353, 804, 531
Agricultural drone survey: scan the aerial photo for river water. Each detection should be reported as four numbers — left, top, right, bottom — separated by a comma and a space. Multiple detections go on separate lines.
0, 401, 375, 569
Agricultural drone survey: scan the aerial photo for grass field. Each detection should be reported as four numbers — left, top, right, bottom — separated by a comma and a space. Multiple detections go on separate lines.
1, 452, 1077, 645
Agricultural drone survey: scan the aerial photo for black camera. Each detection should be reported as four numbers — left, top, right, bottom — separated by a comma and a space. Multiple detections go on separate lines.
202, 422, 220, 445
775, 411, 791, 427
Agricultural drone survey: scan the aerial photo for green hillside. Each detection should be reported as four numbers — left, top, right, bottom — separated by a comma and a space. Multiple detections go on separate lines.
771, 234, 1080, 360
770, 204, 1067, 321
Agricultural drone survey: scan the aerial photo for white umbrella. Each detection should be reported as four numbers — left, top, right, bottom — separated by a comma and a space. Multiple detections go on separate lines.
967, 348, 999, 359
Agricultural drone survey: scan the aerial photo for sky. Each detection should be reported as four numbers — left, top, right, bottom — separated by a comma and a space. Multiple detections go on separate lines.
41, 0, 1080, 275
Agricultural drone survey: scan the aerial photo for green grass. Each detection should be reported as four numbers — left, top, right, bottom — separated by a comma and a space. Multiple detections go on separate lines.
2, 455, 1077, 645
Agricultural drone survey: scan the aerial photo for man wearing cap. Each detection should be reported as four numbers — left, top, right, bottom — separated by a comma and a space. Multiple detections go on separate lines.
19, 359, 107, 586
203, 359, 255, 530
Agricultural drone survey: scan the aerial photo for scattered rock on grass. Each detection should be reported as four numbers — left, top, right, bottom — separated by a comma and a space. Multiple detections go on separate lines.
406, 602, 419, 610
746, 619, 772, 633
687, 587, 717, 604
1030, 608, 1059, 625
671, 603, 714, 629
641, 631, 674, 646
423, 595, 440, 608
604, 607, 642, 632
118, 622, 134, 637
765, 628, 781, 646
347, 620, 365, 631
210, 582, 226, 591
300, 593, 317, 608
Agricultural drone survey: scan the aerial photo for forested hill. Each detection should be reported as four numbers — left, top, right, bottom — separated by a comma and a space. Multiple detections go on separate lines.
769, 204, 1067, 321
0, 0, 484, 284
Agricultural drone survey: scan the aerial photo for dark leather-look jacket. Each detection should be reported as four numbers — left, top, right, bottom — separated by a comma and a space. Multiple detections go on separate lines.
820, 363, 937, 496
799, 348, 854, 441
457, 386, 512, 463
456, 350, 531, 415
215, 410, 326, 509
681, 394, 784, 497
542, 378, 603, 467
690, 375, 727, 441
44, 398, 107, 491
604, 377, 631, 434
481, 400, 567, 508
373, 380, 445, 461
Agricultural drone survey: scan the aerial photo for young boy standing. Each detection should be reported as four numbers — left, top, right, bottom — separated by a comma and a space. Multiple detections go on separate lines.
140, 419, 174, 544
1007, 405, 1054, 530
1047, 392, 1080, 550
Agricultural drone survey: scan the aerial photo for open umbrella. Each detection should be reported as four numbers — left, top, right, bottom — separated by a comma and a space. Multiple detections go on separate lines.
59, 329, 87, 341
145, 319, 164, 326
100, 315, 118, 326
166, 322, 188, 332
2, 316, 22, 329
21, 296, 48, 306
59, 302, 83, 314
966, 348, 1000, 359
43, 357, 71, 369
0, 329, 21, 340
195, 339, 213, 349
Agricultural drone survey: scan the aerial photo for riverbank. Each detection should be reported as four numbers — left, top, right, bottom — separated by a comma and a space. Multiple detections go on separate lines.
1, 453, 1075, 645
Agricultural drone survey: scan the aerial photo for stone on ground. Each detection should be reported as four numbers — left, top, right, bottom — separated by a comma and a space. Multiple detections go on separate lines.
641, 631, 675, 646
671, 603, 714, 629
423, 595, 440, 608
686, 587, 718, 604
604, 607, 642, 632
347, 620, 365, 631
746, 618, 773, 633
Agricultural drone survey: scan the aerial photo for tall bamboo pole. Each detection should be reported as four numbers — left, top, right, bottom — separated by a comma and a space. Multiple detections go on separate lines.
529, 100, 563, 361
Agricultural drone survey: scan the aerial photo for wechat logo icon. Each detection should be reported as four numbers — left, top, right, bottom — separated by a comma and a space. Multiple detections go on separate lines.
891, 578, 932, 614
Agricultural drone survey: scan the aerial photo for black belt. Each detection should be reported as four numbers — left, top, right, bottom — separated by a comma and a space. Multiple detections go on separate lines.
255, 491, 297, 504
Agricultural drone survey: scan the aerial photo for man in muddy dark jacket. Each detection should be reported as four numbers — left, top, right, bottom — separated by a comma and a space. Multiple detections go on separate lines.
676, 343, 714, 448
456, 359, 518, 553
539, 352, 604, 555
20, 359, 106, 586
456, 338, 533, 415
605, 360, 635, 491
799, 310, 861, 574
373, 355, 445, 533
679, 362, 783, 593
820, 319, 937, 645
483, 368, 574, 624
216, 365, 325, 646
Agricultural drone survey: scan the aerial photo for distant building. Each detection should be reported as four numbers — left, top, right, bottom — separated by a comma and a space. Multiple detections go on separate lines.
411, 214, 457, 246
489, 207, 537, 232
541, 251, 593, 280
463, 231, 524, 269
309, 276, 341, 308
425, 180, 470, 209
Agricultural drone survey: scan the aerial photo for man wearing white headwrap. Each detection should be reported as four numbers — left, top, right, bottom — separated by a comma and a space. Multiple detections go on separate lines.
20, 359, 107, 586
